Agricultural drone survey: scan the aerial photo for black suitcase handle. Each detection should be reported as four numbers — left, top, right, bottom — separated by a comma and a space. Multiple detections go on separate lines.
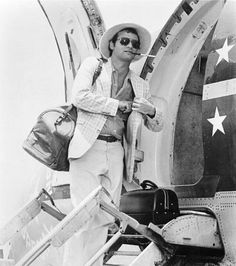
140, 180, 158, 190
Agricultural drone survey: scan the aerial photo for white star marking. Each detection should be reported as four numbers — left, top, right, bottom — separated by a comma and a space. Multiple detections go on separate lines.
207, 107, 226, 136
215, 39, 234, 65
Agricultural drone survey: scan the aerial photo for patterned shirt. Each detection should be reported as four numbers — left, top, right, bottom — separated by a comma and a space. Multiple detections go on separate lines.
100, 66, 135, 139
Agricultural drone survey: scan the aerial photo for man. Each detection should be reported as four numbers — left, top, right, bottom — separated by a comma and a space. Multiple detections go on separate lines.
63, 23, 164, 266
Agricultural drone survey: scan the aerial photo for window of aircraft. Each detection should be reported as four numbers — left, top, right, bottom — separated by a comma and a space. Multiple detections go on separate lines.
65, 32, 79, 78
182, 2, 193, 15
88, 26, 98, 49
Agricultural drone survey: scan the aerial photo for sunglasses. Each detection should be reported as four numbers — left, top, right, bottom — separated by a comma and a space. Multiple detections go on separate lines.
117, 37, 140, 49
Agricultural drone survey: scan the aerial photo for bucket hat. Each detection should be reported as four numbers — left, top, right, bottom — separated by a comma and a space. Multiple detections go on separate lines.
99, 23, 151, 60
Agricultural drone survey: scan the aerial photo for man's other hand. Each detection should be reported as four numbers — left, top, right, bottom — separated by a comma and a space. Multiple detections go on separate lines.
118, 101, 133, 113
132, 97, 156, 117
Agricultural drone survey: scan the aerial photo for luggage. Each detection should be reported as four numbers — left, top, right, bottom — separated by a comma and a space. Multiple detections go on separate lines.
23, 105, 77, 171
119, 180, 180, 226
23, 58, 103, 171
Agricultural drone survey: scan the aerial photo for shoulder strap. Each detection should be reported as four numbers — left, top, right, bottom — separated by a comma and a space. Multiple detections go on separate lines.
61, 58, 104, 119
92, 58, 103, 85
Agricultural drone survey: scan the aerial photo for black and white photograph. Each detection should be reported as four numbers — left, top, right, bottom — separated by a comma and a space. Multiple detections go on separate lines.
0, 0, 236, 265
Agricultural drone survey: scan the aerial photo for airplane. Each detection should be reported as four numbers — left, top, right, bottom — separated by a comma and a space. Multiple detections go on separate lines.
0, 0, 236, 265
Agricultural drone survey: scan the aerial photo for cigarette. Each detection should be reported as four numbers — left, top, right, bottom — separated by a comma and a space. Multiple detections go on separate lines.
132, 53, 156, 58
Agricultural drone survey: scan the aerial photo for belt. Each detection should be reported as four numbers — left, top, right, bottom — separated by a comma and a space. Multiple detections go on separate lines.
97, 135, 118, 142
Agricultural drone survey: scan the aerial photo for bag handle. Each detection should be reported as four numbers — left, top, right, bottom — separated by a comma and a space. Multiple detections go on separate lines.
55, 104, 75, 126
140, 180, 158, 190
55, 58, 104, 126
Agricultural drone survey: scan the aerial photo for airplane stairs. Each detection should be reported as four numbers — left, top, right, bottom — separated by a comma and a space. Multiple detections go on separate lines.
0, 185, 224, 266
0, 186, 175, 266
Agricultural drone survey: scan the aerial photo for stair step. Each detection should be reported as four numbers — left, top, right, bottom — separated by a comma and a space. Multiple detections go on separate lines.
108, 234, 146, 239
104, 264, 127, 266
112, 250, 140, 256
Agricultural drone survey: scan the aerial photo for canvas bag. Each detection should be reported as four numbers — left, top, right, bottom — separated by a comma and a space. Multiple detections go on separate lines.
23, 58, 103, 171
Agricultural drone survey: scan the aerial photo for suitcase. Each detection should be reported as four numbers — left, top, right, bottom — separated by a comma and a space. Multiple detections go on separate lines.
119, 180, 180, 226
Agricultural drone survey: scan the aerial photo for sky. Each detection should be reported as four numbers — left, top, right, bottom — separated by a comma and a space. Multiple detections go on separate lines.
0, 0, 181, 228
96, 0, 181, 33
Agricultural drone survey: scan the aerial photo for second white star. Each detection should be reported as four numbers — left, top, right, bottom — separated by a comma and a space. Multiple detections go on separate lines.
207, 106, 226, 136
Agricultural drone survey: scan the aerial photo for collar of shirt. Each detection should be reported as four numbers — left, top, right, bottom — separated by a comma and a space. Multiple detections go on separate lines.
110, 59, 131, 77
110, 60, 131, 98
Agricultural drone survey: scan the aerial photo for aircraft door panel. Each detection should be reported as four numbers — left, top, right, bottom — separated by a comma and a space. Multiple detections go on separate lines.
38, 0, 105, 101
173, 58, 204, 185
138, 0, 225, 187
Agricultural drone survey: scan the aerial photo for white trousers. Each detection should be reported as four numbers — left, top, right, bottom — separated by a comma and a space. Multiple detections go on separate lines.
63, 140, 124, 266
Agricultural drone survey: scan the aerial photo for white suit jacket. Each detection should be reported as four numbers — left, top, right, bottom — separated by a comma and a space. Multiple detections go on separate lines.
68, 57, 163, 182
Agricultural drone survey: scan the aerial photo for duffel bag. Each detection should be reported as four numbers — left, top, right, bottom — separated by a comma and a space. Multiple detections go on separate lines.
22, 104, 77, 171
119, 180, 180, 226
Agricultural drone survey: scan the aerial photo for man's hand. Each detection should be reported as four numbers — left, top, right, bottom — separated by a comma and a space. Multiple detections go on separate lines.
118, 101, 133, 113
132, 97, 156, 117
